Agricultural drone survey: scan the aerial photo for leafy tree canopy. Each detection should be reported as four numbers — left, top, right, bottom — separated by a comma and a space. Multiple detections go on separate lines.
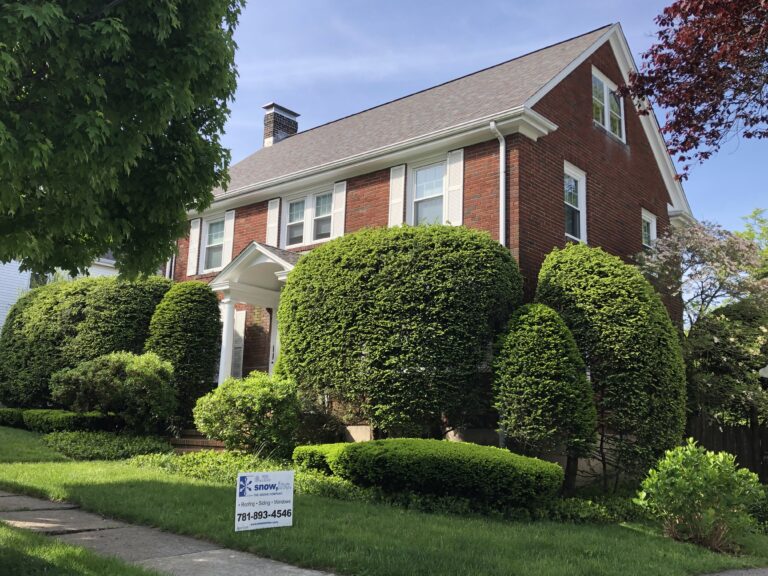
626, 0, 767, 175
0, 1, 243, 276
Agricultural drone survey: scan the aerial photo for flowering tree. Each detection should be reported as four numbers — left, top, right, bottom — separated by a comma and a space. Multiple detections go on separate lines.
637, 221, 768, 328
625, 0, 768, 175
738, 208, 768, 279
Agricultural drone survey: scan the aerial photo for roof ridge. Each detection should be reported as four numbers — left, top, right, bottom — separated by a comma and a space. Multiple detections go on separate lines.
268, 23, 614, 142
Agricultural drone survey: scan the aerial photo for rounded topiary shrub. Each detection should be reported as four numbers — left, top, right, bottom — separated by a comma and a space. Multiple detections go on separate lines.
535, 243, 686, 480
145, 281, 221, 421
637, 439, 763, 551
493, 303, 596, 459
0, 276, 171, 408
193, 372, 300, 457
50, 351, 177, 433
278, 225, 523, 434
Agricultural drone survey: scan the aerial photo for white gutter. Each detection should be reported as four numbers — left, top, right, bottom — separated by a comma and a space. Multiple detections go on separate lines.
489, 121, 506, 248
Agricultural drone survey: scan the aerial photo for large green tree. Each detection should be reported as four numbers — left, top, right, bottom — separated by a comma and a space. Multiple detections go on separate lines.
0, 1, 243, 276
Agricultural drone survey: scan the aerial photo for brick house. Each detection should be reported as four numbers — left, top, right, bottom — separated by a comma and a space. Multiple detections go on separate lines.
169, 24, 693, 384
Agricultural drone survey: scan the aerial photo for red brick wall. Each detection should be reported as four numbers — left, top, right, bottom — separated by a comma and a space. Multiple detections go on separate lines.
463, 140, 500, 241
346, 168, 390, 232
516, 43, 673, 307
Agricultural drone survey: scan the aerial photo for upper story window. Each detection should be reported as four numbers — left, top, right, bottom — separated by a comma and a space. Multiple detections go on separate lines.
284, 190, 334, 248
202, 217, 225, 271
408, 159, 446, 225
591, 67, 625, 142
564, 161, 587, 243
641, 209, 657, 248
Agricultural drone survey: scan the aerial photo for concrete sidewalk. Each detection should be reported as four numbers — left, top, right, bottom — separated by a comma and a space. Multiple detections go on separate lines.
0, 490, 332, 576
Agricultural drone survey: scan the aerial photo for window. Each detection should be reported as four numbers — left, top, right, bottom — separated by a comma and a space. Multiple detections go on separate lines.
287, 199, 305, 246
592, 67, 625, 141
313, 193, 333, 240
410, 160, 446, 225
564, 162, 587, 242
203, 218, 225, 270
283, 190, 334, 248
641, 209, 657, 248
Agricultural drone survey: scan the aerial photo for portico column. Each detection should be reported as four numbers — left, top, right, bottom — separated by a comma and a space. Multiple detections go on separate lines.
268, 308, 279, 375
218, 295, 235, 385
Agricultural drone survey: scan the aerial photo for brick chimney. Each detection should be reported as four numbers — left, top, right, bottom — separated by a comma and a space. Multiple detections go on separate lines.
262, 103, 299, 147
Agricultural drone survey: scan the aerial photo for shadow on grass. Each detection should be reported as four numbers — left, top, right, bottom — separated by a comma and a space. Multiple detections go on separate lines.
0, 472, 761, 576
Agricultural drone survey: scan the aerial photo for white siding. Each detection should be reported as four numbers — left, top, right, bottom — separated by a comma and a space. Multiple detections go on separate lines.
0, 262, 31, 329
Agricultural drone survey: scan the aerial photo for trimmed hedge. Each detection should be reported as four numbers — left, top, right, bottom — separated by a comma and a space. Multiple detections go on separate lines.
292, 443, 348, 474
0, 276, 171, 407
313, 439, 563, 511
145, 281, 221, 421
50, 352, 177, 434
21, 409, 120, 433
493, 303, 596, 458
42, 431, 172, 460
278, 225, 523, 433
193, 372, 300, 457
536, 244, 686, 477
0, 407, 24, 428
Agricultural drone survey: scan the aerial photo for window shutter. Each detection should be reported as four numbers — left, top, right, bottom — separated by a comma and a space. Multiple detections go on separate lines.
445, 149, 464, 225
186, 218, 201, 276
331, 181, 347, 239
266, 198, 280, 246
221, 210, 236, 267
388, 164, 406, 227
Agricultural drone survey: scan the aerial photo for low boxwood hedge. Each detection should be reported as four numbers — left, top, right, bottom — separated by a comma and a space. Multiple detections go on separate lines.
292, 443, 348, 474
301, 439, 563, 511
22, 409, 121, 433
42, 431, 172, 461
0, 407, 25, 428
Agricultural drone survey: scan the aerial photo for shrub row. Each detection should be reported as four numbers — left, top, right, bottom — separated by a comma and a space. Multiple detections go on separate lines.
21, 409, 121, 433
43, 431, 172, 460
293, 439, 563, 512
0, 408, 120, 433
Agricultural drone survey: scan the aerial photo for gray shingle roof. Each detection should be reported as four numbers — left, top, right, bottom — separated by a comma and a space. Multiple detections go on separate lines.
257, 243, 302, 266
218, 25, 612, 197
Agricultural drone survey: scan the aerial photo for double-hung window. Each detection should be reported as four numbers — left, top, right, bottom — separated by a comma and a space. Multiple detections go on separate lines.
641, 209, 657, 248
564, 162, 587, 243
203, 218, 225, 271
284, 190, 334, 248
592, 67, 625, 142
410, 160, 446, 225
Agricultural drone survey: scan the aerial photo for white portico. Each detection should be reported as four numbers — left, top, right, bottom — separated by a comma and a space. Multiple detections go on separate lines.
209, 242, 300, 384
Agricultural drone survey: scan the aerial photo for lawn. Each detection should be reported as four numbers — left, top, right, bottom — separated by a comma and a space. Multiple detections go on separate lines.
0, 428, 766, 576
0, 426, 68, 463
0, 523, 162, 576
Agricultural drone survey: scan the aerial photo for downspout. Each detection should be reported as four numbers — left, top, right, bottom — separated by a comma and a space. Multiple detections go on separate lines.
489, 121, 506, 248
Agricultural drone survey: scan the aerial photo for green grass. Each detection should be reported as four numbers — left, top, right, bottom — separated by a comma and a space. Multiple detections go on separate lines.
0, 426, 68, 463
0, 460, 766, 576
0, 523, 161, 576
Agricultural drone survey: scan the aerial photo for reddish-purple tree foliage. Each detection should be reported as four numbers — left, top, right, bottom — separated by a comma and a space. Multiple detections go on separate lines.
626, 0, 768, 176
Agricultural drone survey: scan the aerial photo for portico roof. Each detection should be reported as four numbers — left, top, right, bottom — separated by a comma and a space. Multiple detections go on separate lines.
209, 242, 300, 306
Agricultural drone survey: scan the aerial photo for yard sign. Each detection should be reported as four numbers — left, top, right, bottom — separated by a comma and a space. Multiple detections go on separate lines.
235, 470, 294, 531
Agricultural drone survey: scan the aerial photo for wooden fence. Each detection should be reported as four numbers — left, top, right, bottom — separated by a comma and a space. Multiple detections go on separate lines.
689, 415, 768, 482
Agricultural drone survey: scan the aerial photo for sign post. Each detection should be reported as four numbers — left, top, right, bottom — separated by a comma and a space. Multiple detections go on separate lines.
235, 470, 294, 531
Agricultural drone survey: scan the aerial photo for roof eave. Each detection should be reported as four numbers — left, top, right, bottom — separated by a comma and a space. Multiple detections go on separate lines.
195, 106, 558, 215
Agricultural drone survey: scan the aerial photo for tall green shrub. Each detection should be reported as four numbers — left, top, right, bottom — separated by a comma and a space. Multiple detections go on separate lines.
146, 281, 221, 420
536, 243, 686, 484
278, 225, 523, 434
0, 276, 171, 408
50, 351, 177, 433
493, 303, 596, 489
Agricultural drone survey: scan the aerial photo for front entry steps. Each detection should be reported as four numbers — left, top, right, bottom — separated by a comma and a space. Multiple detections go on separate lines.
169, 429, 225, 454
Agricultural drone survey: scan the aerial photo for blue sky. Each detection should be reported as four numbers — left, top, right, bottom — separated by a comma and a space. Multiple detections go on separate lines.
222, 0, 766, 232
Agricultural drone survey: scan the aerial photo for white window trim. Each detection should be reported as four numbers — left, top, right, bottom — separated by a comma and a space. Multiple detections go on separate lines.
280, 187, 334, 249
405, 154, 448, 226
199, 214, 226, 274
591, 66, 626, 143
641, 208, 657, 248
564, 161, 587, 244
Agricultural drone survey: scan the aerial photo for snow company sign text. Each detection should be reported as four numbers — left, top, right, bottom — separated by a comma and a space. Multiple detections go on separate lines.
235, 470, 294, 531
